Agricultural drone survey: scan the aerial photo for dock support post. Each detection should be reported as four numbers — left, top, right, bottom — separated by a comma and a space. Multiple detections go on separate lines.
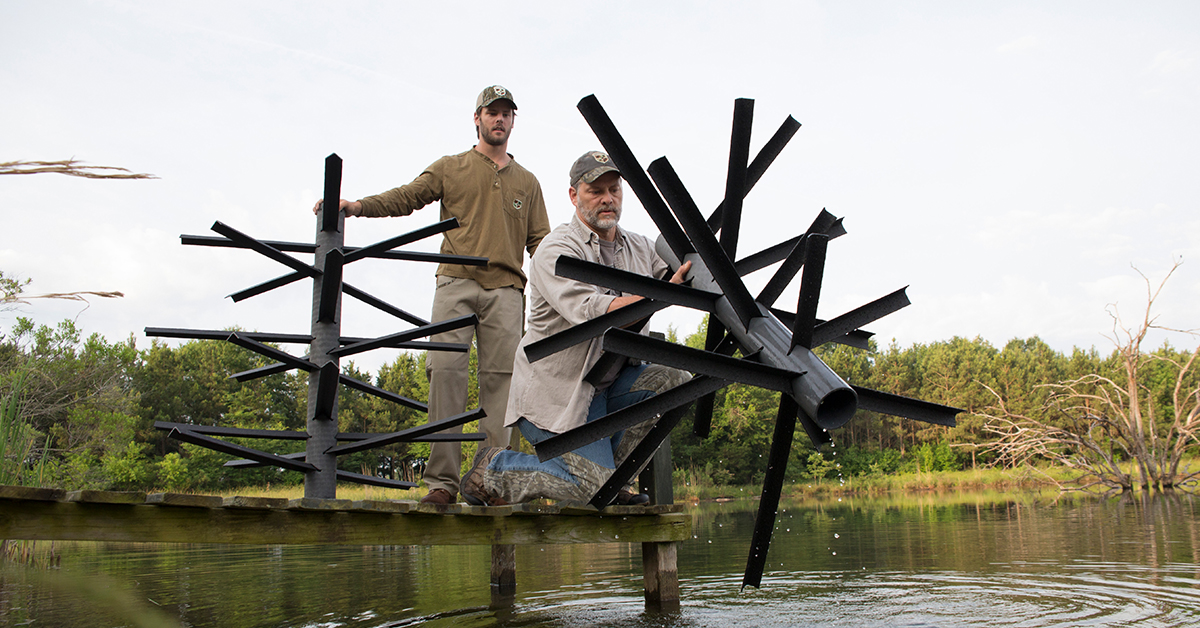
642, 541, 680, 606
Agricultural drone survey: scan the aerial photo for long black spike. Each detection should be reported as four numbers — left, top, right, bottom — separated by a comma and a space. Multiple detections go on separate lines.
791, 233, 828, 350
325, 408, 487, 456
342, 218, 461, 264
555, 256, 720, 313
852, 386, 962, 427
601, 328, 798, 393
720, 98, 754, 261
342, 283, 430, 327
524, 299, 668, 363
328, 314, 477, 358
145, 327, 313, 344
211, 222, 320, 278
317, 249, 344, 323
535, 376, 728, 462
577, 95, 694, 261
313, 362, 340, 421
648, 157, 759, 327
588, 402, 692, 509
757, 235, 808, 308
227, 333, 317, 372
743, 394, 799, 589
691, 315, 725, 438
321, 154, 342, 233
811, 288, 909, 348
168, 428, 317, 473
708, 115, 802, 232
339, 374, 426, 412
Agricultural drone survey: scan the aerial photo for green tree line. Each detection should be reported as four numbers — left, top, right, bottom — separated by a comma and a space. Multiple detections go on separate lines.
2, 311, 1195, 493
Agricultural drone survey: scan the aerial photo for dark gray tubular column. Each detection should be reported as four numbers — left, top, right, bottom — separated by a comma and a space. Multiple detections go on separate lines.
305, 154, 345, 499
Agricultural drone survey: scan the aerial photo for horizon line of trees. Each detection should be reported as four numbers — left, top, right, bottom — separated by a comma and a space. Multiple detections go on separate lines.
4, 306, 1194, 495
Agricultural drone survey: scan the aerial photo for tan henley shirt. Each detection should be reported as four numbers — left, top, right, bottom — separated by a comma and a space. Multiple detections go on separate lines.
357, 148, 550, 290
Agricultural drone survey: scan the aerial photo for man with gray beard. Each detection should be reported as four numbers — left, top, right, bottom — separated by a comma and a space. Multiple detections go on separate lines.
461, 151, 691, 506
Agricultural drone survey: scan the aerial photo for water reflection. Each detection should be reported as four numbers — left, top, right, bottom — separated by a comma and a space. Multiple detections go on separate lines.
4, 491, 1200, 627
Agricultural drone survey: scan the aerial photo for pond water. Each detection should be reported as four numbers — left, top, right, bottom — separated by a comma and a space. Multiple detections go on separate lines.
4, 490, 1200, 627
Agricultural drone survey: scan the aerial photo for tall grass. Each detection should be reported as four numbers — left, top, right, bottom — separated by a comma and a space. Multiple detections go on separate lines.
1, 361, 49, 487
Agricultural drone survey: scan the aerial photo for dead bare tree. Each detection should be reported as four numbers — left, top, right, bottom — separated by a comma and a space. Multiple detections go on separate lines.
0, 159, 156, 180
981, 260, 1200, 493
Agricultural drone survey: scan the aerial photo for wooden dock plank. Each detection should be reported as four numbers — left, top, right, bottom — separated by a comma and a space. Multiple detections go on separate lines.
0, 497, 690, 546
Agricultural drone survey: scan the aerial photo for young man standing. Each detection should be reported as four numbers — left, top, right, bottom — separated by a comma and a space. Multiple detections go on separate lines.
319, 86, 550, 504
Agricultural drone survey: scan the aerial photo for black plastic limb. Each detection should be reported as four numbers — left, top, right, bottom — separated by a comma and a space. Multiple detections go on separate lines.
554, 256, 721, 313
144, 327, 313, 344
810, 288, 909, 348
338, 374, 427, 412
342, 283, 429, 327
168, 427, 317, 473
154, 421, 309, 440
600, 328, 800, 393
211, 221, 321, 279
323, 407, 488, 456
328, 314, 478, 358
318, 249, 344, 323
321, 154, 342, 233
852, 386, 962, 427
342, 218, 462, 263
534, 376, 729, 462
524, 298, 669, 363
588, 401, 692, 509
648, 157, 760, 328
707, 115, 802, 232
576, 95, 694, 262
719, 98, 754, 262
227, 332, 318, 372
791, 233, 829, 350
743, 394, 799, 589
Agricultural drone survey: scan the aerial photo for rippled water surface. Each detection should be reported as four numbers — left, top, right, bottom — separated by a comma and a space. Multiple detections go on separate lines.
4, 491, 1200, 626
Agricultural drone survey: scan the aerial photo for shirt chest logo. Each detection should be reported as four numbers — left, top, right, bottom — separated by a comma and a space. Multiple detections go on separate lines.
513, 199, 523, 210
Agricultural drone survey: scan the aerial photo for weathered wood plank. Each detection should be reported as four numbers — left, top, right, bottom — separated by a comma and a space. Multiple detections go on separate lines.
223, 496, 289, 509
0, 486, 65, 501
65, 490, 146, 504
147, 493, 223, 508
349, 500, 413, 514
0, 499, 691, 546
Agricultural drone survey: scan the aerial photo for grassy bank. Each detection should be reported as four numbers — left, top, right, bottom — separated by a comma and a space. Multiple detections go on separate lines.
673, 464, 1086, 502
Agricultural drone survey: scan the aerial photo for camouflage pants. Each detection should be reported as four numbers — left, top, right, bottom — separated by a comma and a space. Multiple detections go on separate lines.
484, 363, 690, 504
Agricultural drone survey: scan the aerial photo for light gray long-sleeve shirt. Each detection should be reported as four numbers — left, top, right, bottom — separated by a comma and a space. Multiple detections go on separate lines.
505, 214, 669, 434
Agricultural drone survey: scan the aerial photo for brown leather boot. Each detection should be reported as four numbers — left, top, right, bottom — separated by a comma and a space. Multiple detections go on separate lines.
419, 488, 456, 505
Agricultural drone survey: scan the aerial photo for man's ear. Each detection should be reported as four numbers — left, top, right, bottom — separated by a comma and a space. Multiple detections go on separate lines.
568, 185, 579, 206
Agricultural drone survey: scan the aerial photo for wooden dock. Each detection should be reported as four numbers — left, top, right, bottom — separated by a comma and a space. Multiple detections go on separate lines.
0, 485, 690, 605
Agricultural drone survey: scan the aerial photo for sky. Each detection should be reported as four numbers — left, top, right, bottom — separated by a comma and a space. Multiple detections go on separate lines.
2, 1, 1198, 375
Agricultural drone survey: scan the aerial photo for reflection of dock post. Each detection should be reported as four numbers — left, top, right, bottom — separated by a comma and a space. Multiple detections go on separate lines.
490, 543, 517, 607
305, 154, 345, 499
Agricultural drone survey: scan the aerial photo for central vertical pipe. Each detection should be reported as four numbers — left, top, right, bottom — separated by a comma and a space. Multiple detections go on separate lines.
305, 154, 345, 499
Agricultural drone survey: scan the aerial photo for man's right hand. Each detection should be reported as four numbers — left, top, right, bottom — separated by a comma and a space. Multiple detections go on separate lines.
311, 199, 362, 216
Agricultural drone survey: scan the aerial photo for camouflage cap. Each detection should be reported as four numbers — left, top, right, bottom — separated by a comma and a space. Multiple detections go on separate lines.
570, 151, 621, 188
476, 85, 517, 111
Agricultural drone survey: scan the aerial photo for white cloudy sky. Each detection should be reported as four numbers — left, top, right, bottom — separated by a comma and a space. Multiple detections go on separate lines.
2, 1, 1198, 374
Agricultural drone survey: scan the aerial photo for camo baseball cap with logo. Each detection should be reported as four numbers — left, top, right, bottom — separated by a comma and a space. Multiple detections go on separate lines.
569, 151, 621, 188
476, 85, 517, 111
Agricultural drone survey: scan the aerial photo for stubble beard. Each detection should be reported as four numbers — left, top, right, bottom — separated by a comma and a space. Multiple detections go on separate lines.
582, 203, 621, 232
481, 126, 510, 147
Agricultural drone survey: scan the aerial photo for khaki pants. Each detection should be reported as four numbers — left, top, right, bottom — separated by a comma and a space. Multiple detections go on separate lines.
422, 276, 523, 495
